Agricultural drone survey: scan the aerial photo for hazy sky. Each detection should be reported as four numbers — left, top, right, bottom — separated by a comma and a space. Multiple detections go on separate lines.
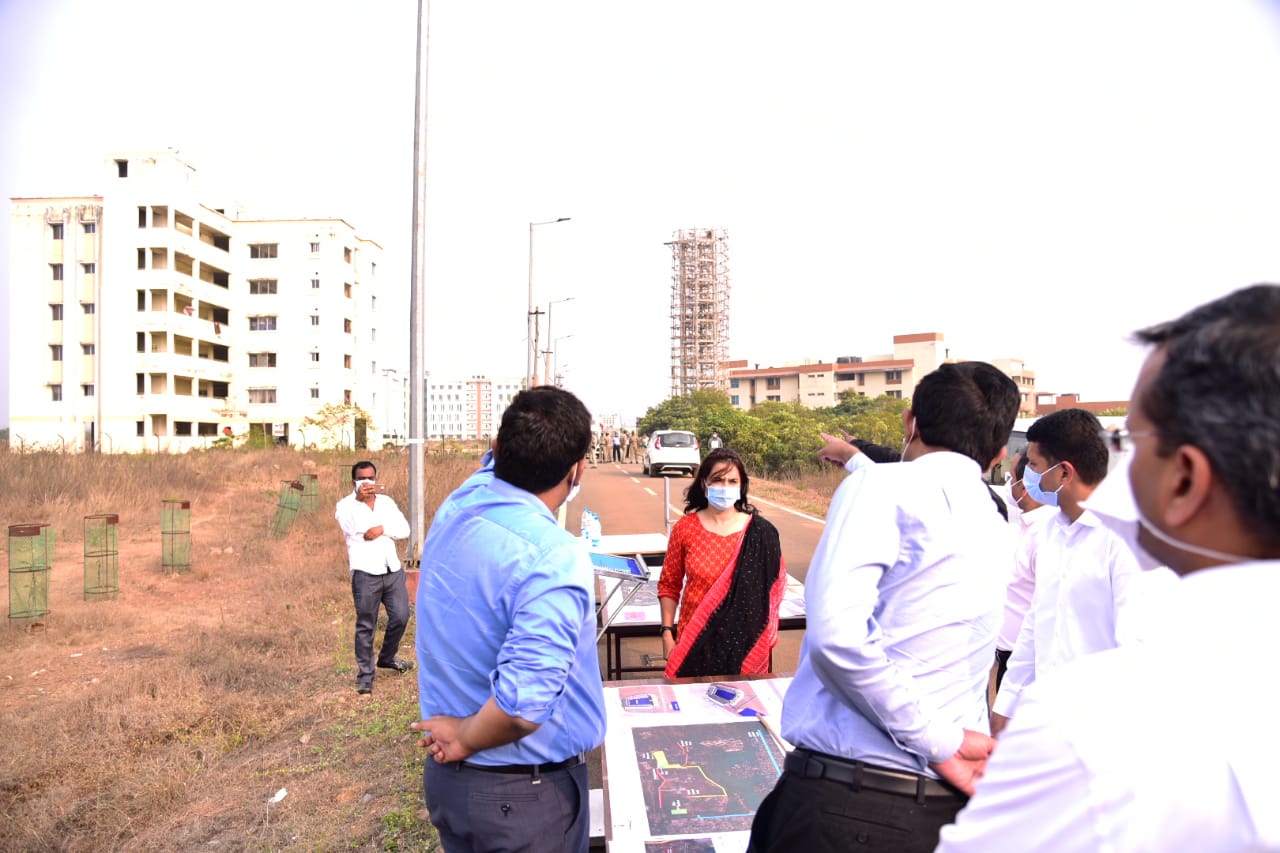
5, 0, 1280, 429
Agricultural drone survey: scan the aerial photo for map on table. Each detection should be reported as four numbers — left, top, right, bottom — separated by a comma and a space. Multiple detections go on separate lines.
631, 720, 785, 836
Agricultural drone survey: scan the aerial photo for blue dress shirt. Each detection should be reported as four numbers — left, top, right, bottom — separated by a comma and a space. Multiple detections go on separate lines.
782, 451, 1013, 775
415, 452, 606, 765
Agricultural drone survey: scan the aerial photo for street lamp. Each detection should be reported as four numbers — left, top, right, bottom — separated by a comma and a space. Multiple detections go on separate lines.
553, 334, 574, 387
527, 217, 570, 387
543, 296, 574, 385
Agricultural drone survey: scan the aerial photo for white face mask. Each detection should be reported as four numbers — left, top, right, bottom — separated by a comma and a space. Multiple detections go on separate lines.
565, 479, 581, 506
354, 478, 374, 495
1083, 450, 1250, 571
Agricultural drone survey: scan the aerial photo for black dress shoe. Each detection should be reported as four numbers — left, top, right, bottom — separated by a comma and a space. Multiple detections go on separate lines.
357, 683, 373, 695
377, 659, 414, 674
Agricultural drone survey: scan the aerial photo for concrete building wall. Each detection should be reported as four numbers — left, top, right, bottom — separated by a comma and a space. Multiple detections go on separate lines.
7, 150, 388, 452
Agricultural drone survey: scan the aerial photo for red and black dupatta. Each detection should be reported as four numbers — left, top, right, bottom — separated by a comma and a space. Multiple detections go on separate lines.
664, 512, 785, 678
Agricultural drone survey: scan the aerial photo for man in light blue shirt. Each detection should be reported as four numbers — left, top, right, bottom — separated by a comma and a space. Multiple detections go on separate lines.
748, 362, 1020, 853
412, 386, 603, 853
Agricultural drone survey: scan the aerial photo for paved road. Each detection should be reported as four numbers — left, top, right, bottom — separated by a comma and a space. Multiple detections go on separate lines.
569, 458, 828, 583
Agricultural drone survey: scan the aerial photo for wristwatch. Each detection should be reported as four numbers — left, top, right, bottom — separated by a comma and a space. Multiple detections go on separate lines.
659, 625, 676, 637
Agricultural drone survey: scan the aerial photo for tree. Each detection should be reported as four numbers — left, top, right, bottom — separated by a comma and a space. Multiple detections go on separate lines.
300, 403, 370, 450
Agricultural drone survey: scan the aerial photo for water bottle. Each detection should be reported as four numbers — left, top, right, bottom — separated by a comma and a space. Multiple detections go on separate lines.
589, 511, 602, 548
581, 509, 593, 546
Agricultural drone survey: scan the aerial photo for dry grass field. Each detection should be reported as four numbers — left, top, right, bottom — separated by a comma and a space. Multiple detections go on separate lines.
0, 447, 485, 852
0, 446, 837, 852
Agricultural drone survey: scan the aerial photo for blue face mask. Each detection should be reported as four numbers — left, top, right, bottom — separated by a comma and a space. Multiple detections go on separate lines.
706, 484, 740, 511
1021, 462, 1063, 507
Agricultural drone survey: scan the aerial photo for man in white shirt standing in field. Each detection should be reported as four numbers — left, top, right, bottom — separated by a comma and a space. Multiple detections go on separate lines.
939, 283, 1280, 851
990, 409, 1142, 733
335, 460, 412, 695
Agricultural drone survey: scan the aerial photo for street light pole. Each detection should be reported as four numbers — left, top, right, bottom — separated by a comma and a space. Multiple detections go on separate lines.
543, 296, 574, 385
553, 334, 574, 387
526, 217, 570, 388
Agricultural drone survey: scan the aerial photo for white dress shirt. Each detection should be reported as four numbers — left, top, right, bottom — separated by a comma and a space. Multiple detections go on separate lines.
939, 563, 1280, 852
992, 509, 1141, 717
335, 490, 410, 575
782, 451, 1013, 775
997, 504, 1056, 651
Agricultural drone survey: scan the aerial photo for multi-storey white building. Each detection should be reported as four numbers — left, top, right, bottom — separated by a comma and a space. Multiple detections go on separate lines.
424, 375, 522, 441
7, 150, 389, 452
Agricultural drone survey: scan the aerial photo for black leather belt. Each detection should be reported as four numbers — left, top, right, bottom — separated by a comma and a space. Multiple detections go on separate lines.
458, 753, 585, 778
785, 748, 964, 803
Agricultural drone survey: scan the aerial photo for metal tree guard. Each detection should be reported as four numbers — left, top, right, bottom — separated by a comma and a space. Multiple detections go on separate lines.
300, 473, 319, 514
271, 480, 305, 538
9, 523, 54, 622
161, 500, 192, 575
83, 514, 120, 601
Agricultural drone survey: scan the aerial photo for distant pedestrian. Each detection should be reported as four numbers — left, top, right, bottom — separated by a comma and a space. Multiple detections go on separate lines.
611, 432, 622, 462
335, 461, 413, 695
708, 431, 723, 450
621, 431, 632, 462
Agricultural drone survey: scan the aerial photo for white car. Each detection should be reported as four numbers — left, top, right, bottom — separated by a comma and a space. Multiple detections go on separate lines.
642, 430, 700, 478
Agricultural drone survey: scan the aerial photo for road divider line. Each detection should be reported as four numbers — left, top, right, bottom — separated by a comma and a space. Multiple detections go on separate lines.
751, 495, 826, 525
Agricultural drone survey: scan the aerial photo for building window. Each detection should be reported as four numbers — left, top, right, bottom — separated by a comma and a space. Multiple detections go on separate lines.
82, 344, 95, 355
730, 395, 739, 406
886, 370, 903, 384
248, 315, 277, 331
51, 223, 64, 240
82, 303, 95, 315
309, 242, 320, 253
343, 354, 352, 369
50, 345, 63, 361
82, 263, 96, 274
310, 388, 320, 399
766, 377, 781, 389
310, 278, 320, 289
766, 394, 781, 402
83, 222, 96, 234
309, 352, 320, 363
249, 279, 278, 295
371, 295, 377, 310
137, 373, 145, 394
370, 328, 376, 342
343, 389, 352, 404
82, 384, 95, 396
310, 315, 320, 326
116, 159, 128, 178
51, 264, 64, 281
343, 247, 352, 263
248, 352, 277, 368
344, 318, 352, 333
344, 283, 352, 298
729, 378, 740, 388
174, 421, 192, 436
136, 332, 145, 352
857, 373, 865, 386
51, 304, 63, 321
51, 385, 63, 402
248, 388, 277, 404
886, 390, 903, 399
248, 243, 278, 259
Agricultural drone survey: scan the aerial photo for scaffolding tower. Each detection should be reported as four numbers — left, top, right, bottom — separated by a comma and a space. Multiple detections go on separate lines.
668, 227, 730, 398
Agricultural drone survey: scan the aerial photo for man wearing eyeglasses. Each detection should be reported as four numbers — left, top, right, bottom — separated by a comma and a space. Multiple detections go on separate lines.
939, 284, 1280, 851
988, 408, 1144, 736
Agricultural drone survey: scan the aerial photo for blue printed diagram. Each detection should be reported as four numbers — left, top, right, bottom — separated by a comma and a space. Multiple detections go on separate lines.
632, 721, 785, 836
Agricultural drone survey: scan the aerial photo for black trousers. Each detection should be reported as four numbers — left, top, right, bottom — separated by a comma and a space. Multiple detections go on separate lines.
747, 764, 966, 853
423, 759, 590, 853
351, 569, 409, 686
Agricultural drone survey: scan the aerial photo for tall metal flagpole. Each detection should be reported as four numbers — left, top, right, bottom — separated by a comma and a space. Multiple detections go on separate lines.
407, 0, 430, 570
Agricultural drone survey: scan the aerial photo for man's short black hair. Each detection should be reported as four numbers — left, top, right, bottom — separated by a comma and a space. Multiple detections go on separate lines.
1025, 409, 1109, 485
351, 460, 377, 482
1134, 283, 1280, 543
1014, 449, 1031, 480
911, 362, 1020, 469
494, 386, 593, 494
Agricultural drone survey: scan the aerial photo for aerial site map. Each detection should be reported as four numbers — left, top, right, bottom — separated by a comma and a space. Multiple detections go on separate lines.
631, 720, 786, 837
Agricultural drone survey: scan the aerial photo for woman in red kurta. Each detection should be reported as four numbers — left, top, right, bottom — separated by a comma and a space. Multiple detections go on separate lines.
657, 447, 786, 678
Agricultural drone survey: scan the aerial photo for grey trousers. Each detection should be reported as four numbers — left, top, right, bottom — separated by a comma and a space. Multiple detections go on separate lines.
351, 569, 409, 686
423, 759, 589, 853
